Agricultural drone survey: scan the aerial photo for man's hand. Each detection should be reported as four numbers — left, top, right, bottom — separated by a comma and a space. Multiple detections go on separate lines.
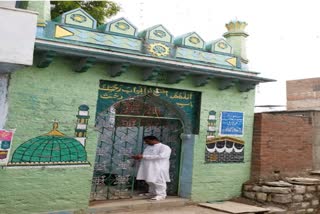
131, 154, 143, 160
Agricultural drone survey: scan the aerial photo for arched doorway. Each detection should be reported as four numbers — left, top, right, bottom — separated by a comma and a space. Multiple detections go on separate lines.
90, 94, 184, 200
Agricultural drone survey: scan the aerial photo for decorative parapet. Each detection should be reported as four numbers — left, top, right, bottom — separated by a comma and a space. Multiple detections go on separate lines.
34, 8, 275, 90
174, 32, 205, 50
37, 8, 242, 69
54, 8, 97, 29
206, 38, 232, 55
99, 17, 137, 37
138, 24, 173, 43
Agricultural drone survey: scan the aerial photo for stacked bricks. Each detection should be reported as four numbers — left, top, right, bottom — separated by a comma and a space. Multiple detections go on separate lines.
287, 77, 320, 110
243, 178, 320, 213
251, 113, 313, 180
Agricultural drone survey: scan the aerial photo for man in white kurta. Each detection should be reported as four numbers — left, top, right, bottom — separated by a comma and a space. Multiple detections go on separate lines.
133, 136, 171, 200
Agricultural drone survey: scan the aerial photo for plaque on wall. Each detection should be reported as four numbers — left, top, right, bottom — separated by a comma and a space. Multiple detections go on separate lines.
219, 111, 244, 136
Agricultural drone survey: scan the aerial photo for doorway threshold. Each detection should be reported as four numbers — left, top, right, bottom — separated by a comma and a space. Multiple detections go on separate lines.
89, 196, 191, 213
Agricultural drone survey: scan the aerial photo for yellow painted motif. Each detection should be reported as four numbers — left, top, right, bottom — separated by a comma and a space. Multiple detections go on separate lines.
45, 122, 65, 136
206, 136, 244, 145
225, 57, 237, 67
148, 43, 170, 57
218, 42, 227, 49
55, 25, 74, 38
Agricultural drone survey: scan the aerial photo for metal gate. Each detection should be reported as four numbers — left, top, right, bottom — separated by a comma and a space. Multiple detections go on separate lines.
91, 95, 183, 200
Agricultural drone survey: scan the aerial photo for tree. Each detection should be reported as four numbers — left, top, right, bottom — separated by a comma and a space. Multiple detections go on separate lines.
51, 1, 120, 25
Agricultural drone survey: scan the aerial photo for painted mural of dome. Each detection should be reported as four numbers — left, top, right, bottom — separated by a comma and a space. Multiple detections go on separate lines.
10, 122, 88, 165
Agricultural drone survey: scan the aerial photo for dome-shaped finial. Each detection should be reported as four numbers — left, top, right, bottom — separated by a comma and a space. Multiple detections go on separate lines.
45, 120, 65, 136
52, 120, 59, 130
225, 20, 248, 33
223, 19, 249, 65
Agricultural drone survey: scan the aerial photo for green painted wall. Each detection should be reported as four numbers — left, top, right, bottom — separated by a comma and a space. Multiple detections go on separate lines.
191, 84, 255, 201
0, 56, 255, 213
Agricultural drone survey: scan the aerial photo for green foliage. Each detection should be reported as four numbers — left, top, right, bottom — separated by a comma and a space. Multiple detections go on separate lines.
51, 1, 120, 25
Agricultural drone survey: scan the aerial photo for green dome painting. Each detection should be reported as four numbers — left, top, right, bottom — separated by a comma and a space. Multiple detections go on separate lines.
10, 122, 89, 166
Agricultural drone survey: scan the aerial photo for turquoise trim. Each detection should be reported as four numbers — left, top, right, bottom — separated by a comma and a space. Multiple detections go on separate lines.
138, 24, 173, 43
100, 17, 138, 37
34, 8, 275, 83
55, 8, 97, 29
53, 24, 142, 51
174, 32, 205, 50
206, 38, 233, 55
175, 47, 240, 68
35, 40, 275, 83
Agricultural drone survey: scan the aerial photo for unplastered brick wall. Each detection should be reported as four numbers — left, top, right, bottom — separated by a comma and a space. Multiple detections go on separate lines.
287, 78, 320, 110
251, 113, 313, 180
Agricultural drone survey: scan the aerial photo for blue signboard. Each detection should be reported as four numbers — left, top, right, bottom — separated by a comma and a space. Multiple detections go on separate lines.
219, 111, 244, 136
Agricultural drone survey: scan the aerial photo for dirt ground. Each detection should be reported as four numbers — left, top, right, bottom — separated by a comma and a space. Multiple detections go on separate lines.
116, 205, 228, 214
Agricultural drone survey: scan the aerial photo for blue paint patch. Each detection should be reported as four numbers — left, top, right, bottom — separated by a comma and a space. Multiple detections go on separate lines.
220, 111, 244, 136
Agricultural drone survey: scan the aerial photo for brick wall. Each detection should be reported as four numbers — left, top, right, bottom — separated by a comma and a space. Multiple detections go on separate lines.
251, 113, 313, 180
287, 77, 320, 110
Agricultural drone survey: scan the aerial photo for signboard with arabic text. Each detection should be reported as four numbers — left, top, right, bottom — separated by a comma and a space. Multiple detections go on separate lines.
97, 80, 201, 134
219, 111, 244, 136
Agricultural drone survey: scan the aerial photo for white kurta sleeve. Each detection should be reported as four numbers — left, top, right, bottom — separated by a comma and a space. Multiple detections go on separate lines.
143, 144, 171, 160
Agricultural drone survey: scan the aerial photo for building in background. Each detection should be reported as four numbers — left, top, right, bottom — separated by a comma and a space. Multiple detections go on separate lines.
0, 1, 39, 128
242, 78, 320, 212
287, 77, 320, 110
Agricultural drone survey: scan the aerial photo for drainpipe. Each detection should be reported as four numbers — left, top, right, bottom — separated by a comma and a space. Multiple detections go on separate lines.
223, 20, 249, 69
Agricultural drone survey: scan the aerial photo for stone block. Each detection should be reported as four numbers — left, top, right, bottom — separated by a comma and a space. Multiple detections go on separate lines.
261, 186, 291, 194
264, 206, 287, 213
296, 209, 307, 214
271, 194, 292, 204
243, 184, 253, 191
285, 212, 295, 214
301, 202, 310, 208
289, 203, 302, 210
243, 191, 255, 199
252, 185, 262, 192
287, 177, 320, 185
306, 208, 314, 213
311, 199, 319, 206
304, 193, 314, 200
265, 181, 293, 187
294, 185, 306, 194
256, 192, 267, 202
293, 194, 304, 202
306, 186, 316, 192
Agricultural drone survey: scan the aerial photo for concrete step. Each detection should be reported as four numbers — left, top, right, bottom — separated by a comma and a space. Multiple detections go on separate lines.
88, 196, 191, 214
264, 206, 287, 214
199, 201, 271, 213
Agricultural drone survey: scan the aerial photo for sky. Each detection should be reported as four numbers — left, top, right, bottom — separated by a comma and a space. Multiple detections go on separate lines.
112, 0, 320, 107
